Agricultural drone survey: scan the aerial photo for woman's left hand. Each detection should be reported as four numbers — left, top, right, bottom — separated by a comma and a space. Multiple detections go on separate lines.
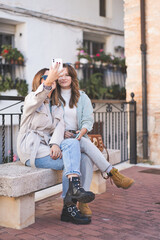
76, 128, 87, 140
50, 145, 62, 159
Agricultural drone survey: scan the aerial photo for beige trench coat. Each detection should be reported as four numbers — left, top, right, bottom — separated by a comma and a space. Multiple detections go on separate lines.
17, 84, 65, 167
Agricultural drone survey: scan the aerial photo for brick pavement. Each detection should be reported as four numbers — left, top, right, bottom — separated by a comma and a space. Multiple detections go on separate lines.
0, 166, 160, 240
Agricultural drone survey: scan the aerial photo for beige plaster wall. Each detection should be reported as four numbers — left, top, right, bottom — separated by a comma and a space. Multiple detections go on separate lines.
124, 0, 160, 164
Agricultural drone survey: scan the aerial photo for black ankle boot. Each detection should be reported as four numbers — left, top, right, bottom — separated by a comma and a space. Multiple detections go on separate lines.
64, 177, 95, 206
61, 204, 91, 224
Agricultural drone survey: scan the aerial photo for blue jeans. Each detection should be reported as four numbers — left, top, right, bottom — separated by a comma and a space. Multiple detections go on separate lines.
26, 138, 81, 176
62, 153, 94, 198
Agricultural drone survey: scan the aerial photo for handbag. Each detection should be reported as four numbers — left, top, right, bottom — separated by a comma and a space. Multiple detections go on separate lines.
88, 134, 109, 162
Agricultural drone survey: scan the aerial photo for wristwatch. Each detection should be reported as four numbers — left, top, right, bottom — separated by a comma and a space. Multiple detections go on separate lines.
43, 83, 52, 91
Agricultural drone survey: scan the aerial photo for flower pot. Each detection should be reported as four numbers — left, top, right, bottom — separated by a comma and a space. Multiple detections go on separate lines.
0, 89, 18, 96
1, 57, 5, 64
102, 62, 108, 68
10, 59, 14, 64
89, 63, 94, 68
75, 62, 80, 69
80, 58, 88, 64
95, 61, 101, 68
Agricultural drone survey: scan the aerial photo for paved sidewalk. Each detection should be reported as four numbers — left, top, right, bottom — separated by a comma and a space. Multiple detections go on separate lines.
0, 166, 160, 240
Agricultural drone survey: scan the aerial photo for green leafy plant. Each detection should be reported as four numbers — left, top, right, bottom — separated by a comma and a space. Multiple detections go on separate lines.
75, 47, 127, 70
0, 76, 28, 96
15, 78, 28, 96
79, 73, 126, 100
1, 45, 24, 64
80, 73, 107, 99
77, 47, 93, 62
114, 45, 124, 54
93, 49, 111, 64
106, 85, 126, 100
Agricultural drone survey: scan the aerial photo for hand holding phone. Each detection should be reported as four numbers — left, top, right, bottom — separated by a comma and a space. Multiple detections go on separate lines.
52, 58, 63, 72
75, 132, 81, 139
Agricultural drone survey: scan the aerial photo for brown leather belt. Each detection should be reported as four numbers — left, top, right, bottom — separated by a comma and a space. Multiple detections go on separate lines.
68, 130, 77, 134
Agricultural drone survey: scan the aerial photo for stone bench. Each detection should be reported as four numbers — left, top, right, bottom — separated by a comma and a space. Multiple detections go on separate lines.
0, 161, 63, 229
0, 149, 120, 229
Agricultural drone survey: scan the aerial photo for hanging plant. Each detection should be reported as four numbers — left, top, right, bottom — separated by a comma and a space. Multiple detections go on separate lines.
0, 76, 28, 97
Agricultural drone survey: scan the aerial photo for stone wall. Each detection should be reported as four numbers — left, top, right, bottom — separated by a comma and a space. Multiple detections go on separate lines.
124, 0, 160, 164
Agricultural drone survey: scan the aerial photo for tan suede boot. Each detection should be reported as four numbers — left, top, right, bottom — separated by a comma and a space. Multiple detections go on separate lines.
78, 202, 92, 217
108, 168, 134, 189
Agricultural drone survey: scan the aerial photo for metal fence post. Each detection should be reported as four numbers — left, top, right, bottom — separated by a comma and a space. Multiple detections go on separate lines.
129, 93, 137, 164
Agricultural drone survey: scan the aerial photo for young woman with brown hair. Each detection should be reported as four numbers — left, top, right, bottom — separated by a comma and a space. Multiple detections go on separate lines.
52, 63, 134, 219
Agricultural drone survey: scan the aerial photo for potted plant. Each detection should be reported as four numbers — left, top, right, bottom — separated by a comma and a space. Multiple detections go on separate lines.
1, 45, 24, 65
119, 58, 127, 73
0, 75, 28, 97
75, 61, 80, 69
76, 47, 92, 65
1, 45, 12, 63
93, 53, 101, 67
93, 49, 112, 68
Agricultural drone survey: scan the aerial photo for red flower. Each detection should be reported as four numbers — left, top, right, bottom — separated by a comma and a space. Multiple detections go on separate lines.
100, 49, 104, 52
3, 49, 9, 54
96, 53, 100, 57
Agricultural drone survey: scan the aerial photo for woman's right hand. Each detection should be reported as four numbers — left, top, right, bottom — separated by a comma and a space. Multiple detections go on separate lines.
45, 63, 64, 87
64, 131, 74, 139
50, 144, 62, 160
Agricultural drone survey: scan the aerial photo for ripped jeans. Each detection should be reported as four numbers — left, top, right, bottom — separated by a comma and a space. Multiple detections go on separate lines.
25, 138, 81, 176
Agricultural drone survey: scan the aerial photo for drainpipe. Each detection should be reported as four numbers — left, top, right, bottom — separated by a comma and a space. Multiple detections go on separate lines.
140, 0, 148, 159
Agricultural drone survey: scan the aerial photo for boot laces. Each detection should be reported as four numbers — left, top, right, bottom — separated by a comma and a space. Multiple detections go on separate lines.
101, 172, 113, 185
74, 182, 80, 189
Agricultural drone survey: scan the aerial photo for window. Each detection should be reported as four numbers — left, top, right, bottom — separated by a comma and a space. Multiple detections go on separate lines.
0, 33, 13, 52
100, 0, 106, 17
0, 33, 15, 81
83, 40, 104, 55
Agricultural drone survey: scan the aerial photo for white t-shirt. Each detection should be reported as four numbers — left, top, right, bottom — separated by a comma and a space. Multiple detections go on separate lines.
61, 88, 78, 131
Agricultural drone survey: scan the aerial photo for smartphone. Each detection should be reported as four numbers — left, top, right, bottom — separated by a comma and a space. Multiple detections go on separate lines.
52, 58, 63, 72
75, 132, 81, 139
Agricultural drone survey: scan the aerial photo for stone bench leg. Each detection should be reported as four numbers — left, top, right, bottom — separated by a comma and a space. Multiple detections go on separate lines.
90, 170, 106, 194
0, 193, 35, 229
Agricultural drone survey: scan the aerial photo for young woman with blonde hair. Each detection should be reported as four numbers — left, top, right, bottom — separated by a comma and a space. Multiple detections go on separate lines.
17, 63, 95, 225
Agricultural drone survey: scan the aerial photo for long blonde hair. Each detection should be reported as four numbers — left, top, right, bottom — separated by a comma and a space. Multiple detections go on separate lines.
32, 68, 59, 105
52, 64, 80, 108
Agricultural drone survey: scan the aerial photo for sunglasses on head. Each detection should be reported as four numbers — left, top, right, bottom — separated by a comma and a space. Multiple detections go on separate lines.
40, 75, 48, 81
65, 62, 73, 67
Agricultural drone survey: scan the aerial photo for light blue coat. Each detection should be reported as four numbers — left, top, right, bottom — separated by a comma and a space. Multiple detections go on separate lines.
61, 90, 94, 136
77, 91, 94, 134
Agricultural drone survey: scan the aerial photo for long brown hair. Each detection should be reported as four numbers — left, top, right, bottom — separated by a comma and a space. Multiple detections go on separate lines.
53, 64, 80, 108
32, 68, 59, 105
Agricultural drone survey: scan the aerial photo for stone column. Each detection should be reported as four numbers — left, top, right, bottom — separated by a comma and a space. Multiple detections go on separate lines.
124, 0, 160, 164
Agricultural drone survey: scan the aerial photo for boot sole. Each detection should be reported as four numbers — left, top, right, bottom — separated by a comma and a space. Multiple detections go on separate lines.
73, 192, 95, 203
61, 215, 91, 224
64, 193, 95, 206
124, 181, 135, 189
81, 214, 92, 218
117, 180, 135, 189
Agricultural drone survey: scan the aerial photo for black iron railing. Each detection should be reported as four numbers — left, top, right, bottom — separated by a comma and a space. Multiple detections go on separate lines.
0, 95, 24, 163
0, 94, 136, 164
90, 93, 137, 164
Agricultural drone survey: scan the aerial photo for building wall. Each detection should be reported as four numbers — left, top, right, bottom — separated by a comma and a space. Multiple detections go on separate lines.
124, 0, 160, 164
0, 0, 124, 90
0, 0, 124, 30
